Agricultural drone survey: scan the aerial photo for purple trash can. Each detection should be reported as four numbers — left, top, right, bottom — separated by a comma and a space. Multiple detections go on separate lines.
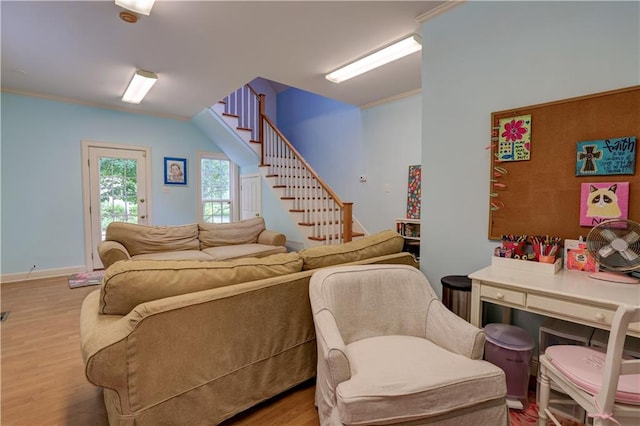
484, 323, 535, 407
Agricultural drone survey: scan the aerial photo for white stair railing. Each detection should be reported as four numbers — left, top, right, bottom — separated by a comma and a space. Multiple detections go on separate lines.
220, 84, 353, 244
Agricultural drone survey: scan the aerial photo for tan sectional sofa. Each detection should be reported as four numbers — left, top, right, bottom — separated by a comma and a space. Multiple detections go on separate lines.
97, 217, 287, 269
80, 230, 418, 425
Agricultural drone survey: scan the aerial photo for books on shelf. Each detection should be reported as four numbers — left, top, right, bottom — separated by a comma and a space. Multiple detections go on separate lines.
395, 218, 420, 239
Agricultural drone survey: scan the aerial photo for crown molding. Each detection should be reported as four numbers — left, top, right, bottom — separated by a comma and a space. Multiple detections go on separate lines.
416, 0, 466, 23
1, 88, 190, 122
360, 88, 422, 110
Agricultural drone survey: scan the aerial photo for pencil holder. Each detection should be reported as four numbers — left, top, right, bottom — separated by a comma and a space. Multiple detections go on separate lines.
502, 241, 526, 256
532, 244, 542, 261
538, 255, 556, 264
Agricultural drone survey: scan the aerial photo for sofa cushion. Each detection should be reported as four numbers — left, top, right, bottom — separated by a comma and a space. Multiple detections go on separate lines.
199, 217, 266, 248
106, 222, 199, 256
131, 250, 214, 262
99, 252, 303, 315
299, 230, 405, 271
202, 244, 287, 261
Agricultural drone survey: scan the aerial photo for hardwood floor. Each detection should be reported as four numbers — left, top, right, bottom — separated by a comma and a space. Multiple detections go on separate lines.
0, 276, 320, 425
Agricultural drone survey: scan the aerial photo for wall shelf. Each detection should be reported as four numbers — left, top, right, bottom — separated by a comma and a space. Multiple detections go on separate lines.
396, 218, 420, 260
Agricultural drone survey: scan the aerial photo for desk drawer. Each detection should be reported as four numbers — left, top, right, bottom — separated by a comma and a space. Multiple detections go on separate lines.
527, 294, 615, 328
480, 284, 526, 307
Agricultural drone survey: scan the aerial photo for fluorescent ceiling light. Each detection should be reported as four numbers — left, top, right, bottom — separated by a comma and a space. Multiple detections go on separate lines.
326, 34, 422, 84
121, 70, 158, 104
115, 0, 156, 16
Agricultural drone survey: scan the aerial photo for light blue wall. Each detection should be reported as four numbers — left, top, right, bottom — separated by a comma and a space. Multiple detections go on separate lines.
361, 95, 421, 232
420, 1, 639, 338
1, 93, 220, 274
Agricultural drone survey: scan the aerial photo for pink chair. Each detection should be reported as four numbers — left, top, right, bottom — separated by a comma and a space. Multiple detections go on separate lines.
537, 304, 640, 426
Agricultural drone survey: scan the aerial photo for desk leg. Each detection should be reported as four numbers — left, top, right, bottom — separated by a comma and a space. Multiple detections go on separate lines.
501, 306, 512, 325
470, 280, 482, 328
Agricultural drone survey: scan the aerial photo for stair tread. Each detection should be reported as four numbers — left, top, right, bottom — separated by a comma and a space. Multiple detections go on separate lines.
222, 112, 238, 118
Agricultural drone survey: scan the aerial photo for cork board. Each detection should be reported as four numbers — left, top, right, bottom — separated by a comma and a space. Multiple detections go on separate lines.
488, 86, 639, 241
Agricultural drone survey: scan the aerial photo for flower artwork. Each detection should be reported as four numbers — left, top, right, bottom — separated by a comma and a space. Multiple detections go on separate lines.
497, 114, 531, 162
406, 165, 421, 219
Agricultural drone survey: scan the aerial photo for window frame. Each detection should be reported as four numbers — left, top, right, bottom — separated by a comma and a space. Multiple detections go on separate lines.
196, 151, 239, 223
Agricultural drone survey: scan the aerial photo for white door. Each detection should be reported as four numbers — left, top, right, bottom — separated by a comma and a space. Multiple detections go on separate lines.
240, 174, 261, 220
83, 143, 150, 270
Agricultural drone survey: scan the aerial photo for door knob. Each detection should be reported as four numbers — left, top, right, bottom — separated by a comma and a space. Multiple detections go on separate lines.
140, 199, 145, 203
140, 215, 146, 219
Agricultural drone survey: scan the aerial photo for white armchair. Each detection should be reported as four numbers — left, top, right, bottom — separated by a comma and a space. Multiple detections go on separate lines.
309, 264, 508, 425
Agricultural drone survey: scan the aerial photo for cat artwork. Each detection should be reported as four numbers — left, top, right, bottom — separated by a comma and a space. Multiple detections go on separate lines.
586, 184, 621, 218
580, 182, 629, 227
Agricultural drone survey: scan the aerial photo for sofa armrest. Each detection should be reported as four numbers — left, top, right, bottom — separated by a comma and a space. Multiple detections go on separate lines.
97, 240, 131, 269
425, 299, 485, 359
257, 229, 286, 246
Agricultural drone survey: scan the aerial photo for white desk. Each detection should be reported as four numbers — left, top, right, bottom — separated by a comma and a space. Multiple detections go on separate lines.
469, 266, 640, 338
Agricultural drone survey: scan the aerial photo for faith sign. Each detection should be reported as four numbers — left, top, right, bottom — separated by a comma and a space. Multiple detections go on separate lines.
575, 136, 636, 176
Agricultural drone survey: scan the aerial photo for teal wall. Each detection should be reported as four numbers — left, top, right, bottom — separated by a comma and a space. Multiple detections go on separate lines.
1, 93, 220, 275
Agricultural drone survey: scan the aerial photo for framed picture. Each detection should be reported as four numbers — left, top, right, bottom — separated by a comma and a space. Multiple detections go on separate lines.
164, 157, 187, 185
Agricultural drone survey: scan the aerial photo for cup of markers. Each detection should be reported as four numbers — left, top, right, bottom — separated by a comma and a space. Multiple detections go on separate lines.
531, 235, 561, 262
501, 234, 527, 256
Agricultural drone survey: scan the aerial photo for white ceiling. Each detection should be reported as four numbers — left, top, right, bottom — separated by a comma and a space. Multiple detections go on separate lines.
1, 1, 447, 120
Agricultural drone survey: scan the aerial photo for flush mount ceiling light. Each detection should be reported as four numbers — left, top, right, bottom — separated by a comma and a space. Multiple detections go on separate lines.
121, 70, 158, 104
325, 34, 422, 84
115, 0, 156, 16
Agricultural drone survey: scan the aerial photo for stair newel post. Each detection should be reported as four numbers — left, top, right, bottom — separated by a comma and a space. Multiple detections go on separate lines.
342, 202, 353, 243
258, 94, 266, 166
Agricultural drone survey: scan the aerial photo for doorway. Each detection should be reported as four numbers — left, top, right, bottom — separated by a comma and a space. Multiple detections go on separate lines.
81, 141, 151, 270
240, 174, 262, 220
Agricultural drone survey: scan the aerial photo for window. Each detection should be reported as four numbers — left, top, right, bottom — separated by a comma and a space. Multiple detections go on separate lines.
197, 152, 238, 223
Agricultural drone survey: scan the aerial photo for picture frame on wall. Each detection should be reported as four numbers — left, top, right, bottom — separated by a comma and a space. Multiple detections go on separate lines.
164, 157, 187, 185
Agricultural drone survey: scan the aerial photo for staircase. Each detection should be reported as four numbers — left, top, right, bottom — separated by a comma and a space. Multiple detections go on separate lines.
211, 84, 364, 246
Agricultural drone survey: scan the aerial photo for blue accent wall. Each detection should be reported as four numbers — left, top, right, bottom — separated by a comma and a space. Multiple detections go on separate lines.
1, 93, 220, 275
276, 87, 421, 237
277, 87, 365, 206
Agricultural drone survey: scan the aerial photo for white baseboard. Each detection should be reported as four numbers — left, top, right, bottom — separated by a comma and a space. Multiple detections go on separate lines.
1, 265, 87, 284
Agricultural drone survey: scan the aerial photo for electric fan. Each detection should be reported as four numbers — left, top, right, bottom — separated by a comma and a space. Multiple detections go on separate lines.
586, 219, 640, 284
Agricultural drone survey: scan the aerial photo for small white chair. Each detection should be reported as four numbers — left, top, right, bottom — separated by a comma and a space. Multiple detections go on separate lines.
537, 304, 640, 426
309, 264, 509, 425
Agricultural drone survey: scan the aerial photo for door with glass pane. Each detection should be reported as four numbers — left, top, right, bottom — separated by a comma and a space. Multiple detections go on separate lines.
199, 154, 236, 223
88, 146, 148, 269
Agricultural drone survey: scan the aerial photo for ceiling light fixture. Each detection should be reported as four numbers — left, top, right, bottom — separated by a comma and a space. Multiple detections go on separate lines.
325, 34, 423, 84
121, 70, 158, 104
115, 0, 156, 16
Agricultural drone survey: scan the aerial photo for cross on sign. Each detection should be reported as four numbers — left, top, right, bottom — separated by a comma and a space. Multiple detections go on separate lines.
578, 145, 602, 173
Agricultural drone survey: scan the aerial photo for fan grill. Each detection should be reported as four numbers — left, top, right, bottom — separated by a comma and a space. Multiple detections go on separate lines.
586, 220, 640, 272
